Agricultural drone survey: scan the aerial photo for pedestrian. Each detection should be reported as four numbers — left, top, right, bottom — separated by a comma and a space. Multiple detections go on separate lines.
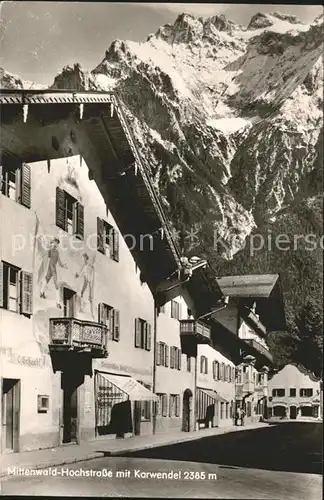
235, 407, 241, 426
240, 408, 245, 426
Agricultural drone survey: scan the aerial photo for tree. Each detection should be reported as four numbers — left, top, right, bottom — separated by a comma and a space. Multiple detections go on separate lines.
293, 299, 323, 378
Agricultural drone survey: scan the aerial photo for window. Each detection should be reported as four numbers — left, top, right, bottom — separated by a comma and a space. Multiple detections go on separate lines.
134, 318, 151, 350
97, 217, 119, 261
272, 389, 285, 397
289, 388, 296, 397
300, 388, 313, 397
220, 402, 224, 419
231, 367, 235, 383
138, 382, 151, 421
226, 365, 231, 382
225, 403, 229, 419
0, 261, 33, 315
212, 361, 219, 380
156, 342, 169, 367
257, 373, 263, 385
169, 394, 180, 417
170, 347, 181, 370
186, 355, 191, 372
63, 288, 76, 317
236, 367, 242, 384
200, 355, 208, 374
171, 300, 180, 320
219, 362, 225, 381
0, 162, 31, 208
98, 303, 120, 342
56, 187, 84, 239
157, 393, 168, 417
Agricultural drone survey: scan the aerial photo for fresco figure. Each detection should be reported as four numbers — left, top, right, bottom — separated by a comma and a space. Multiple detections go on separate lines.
75, 253, 95, 318
39, 237, 67, 308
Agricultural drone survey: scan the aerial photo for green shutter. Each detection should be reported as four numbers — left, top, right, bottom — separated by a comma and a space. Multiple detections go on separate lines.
97, 217, 105, 254
134, 318, 141, 348
21, 163, 31, 208
145, 322, 151, 351
21, 271, 33, 315
76, 202, 84, 239
0, 261, 3, 308
113, 309, 120, 342
56, 187, 66, 230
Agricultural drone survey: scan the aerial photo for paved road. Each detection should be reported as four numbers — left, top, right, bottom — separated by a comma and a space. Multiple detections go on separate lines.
1, 456, 321, 499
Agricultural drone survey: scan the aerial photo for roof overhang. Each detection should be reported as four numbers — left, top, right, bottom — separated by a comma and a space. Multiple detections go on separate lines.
185, 263, 224, 318
217, 274, 286, 332
0, 89, 182, 292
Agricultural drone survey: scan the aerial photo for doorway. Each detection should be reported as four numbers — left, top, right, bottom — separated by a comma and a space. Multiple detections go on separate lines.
290, 406, 297, 419
182, 389, 192, 432
61, 372, 81, 444
1, 379, 21, 453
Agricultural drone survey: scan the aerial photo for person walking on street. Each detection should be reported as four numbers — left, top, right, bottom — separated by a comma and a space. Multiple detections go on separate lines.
240, 408, 245, 426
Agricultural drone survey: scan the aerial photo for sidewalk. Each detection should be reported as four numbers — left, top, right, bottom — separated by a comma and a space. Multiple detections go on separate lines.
1, 422, 269, 478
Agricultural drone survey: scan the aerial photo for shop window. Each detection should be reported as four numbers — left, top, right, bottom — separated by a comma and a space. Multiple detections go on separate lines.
0, 261, 33, 315
300, 388, 313, 397
97, 217, 119, 261
134, 318, 151, 350
56, 187, 84, 239
1, 162, 31, 208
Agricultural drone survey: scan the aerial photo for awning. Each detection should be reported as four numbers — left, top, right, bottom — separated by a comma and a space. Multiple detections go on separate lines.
98, 372, 158, 401
198, 388, 229, 404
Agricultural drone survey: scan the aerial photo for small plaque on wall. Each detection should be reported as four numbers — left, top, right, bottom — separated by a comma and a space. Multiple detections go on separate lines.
37, 395, 50, 414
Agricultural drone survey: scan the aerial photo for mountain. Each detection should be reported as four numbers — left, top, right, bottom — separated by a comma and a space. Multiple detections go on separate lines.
1, 11, 323, 374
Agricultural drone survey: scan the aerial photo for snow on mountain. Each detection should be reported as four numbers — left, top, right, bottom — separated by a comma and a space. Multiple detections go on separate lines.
1, 11, 323, 327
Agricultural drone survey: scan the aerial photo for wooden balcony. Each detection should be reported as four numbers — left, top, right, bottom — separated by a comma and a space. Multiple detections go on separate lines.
180, 320, 211, 344
49, 318, 108, 358
243, 338, 273, 363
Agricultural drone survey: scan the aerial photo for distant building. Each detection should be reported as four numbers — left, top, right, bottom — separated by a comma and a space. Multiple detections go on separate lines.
267, 364, 322, 420
216, 274, 286, 424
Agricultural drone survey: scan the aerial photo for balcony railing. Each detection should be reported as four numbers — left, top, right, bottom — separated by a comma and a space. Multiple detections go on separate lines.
180, 319, 211, 344
243, 338, 273, 363
236, 377, 255, 397
49, 317, 108, 356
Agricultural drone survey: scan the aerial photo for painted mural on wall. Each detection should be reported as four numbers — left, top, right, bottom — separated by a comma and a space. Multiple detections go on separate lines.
32, 162, 97, 351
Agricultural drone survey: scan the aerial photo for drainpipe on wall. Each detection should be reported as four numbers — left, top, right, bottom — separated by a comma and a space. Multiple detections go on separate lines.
152, 301, 158, 435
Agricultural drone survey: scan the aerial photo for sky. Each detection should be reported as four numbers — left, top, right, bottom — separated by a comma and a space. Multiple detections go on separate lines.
0, 2, 323, 85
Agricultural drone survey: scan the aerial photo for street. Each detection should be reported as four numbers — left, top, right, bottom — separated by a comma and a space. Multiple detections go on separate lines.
1, 423, 321, 499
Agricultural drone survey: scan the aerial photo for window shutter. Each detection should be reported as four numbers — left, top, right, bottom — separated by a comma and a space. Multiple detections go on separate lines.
145, 322, 151, 351
20, 271, 33, 315
178, 349, 181, 370
98, 303, 104, 324
21, 163, 31, 208
156, 342, 161, 365
113, 309, 120, 341
76, 202, 84, 239
212, 361, 216, 379
56, 187, 66, 230
175, 395, 180, 417
170, 347, 174, 369
169, 395, 173, 417
0, 261, 3, 308
162, 394, 167, 417
165, 345, 169, 367
97, 217, 105, 254
111, 229, 119, 262
200, 356, 204, 373
134, 318, 141, 348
